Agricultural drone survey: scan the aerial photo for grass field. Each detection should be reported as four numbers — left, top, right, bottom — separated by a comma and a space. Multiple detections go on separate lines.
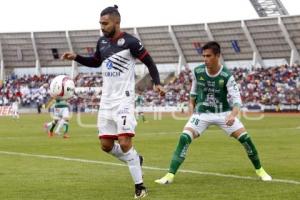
0, 112, 299, 200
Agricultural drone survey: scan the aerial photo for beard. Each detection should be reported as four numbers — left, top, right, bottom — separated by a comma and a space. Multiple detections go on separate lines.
103, 27, 116, 38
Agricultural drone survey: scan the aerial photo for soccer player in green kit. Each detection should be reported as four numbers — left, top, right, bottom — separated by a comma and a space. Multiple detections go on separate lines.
44, 99, 70, 139
135, 92, 147, 123
155, 41, 272, 184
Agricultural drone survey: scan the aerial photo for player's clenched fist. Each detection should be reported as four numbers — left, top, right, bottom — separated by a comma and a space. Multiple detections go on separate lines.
153, 84, 166, 97
61, 52, 77, 60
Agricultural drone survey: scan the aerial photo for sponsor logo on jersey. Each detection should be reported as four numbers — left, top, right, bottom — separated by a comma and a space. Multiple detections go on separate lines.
104, 71, 121, 77
197, 82, 205, 86
219, 79, 224, 87
117, 38, 125, 46
106, 60, 113, 70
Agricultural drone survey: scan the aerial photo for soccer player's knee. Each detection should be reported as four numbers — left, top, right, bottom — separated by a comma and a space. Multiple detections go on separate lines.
238, 134, 258, 156
100, 143, 113, 152
180, 133, 192, 144
119, 143, 131, 153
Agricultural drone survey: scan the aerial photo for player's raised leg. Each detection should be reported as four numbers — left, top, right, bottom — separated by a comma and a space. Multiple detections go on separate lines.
44, 120, 58, 137
99, 113, 147, 198
100, 136, 147, 199
118, 136, 147, 199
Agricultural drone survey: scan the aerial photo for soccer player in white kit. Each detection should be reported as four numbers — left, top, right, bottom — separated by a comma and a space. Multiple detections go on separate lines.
62, 5, 165, 199
11, 97, 20, 119
155, 41, 272, 185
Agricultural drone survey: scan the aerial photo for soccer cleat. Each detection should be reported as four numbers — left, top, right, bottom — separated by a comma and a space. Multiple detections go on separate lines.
48, 132, 54, 137
44, 123, 54, 137
55, 131, 62, 136
155, 172, 175, 184
256, 167, 272, 181
134, 184, 147, 199
63, 134, 70, 139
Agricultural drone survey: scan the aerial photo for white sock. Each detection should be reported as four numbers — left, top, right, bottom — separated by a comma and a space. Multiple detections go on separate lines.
109, 143, 126, 162
55, 119, 65, 134
109, 145, 143, 184
47, 121, 53, 127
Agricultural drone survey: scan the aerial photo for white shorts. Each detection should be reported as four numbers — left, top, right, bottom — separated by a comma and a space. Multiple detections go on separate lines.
185, 112, 244, 137
11, 107, 18, 114
98, 103, 137, 139
135, 106, 143, 113
52, 107, 70, 120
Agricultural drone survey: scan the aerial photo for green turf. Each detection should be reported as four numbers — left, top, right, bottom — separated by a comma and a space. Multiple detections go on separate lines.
0, 113, 299, 200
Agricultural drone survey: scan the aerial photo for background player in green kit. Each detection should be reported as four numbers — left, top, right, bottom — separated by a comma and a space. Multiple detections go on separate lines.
44, 99, 70, 139
135, 92, 147, 123
155, 41, 272, 184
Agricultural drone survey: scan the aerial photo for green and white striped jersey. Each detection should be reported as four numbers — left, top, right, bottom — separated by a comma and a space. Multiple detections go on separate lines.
54, 99, 69, 108
135, 95, 144, 106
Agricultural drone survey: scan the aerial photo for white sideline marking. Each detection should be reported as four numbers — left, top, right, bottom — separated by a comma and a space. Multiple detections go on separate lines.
0, 150, 299, 185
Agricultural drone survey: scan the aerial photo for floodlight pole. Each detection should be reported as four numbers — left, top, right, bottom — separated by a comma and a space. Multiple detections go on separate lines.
31, 32, 41, 76
169, 25, 187, 75
278, 17, 300, 65
66, 31, 78, 79
249, 0, 289, 17
0, 39, 4, 81
241, 20, 264, 67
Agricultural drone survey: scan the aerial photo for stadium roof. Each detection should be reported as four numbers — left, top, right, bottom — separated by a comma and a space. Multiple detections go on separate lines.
0, 15, 299, 78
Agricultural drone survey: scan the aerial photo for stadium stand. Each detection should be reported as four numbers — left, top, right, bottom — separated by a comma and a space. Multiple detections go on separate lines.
0, 15, 300, 112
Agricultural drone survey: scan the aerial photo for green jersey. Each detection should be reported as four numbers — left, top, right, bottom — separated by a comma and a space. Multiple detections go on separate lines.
190, 64, 241, 113
135, 95, 144, 106
54, 99, 69, 108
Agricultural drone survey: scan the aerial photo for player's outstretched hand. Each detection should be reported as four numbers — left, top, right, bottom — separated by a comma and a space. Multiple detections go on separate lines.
153, 84, 166, 97
61, 52, 77, 61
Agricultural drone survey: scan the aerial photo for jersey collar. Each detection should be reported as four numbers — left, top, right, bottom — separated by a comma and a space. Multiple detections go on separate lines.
205, 65, 223, 78
109, 32, 125, 43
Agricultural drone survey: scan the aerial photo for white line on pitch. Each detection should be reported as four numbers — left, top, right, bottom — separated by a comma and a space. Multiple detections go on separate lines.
0, 150, 299, 185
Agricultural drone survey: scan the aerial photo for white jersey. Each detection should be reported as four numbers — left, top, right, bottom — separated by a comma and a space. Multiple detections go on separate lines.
100, 48, 136, 108
92, 32, 149, 108
12, 101, 19, 110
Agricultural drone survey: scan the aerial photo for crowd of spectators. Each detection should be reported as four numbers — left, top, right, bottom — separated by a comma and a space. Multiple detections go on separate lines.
233, 64, 300, 106
140, 64, 300, 108
140, 67, 192, 107
0, 64, 299, 111
0, 74, 54, 108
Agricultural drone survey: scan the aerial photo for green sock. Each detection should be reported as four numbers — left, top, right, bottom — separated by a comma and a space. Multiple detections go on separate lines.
169, 133, 192, 174
238, 133, 261, 169
142, 115, 146, 122
50, 121, 57, 132
63, 122, 69, 134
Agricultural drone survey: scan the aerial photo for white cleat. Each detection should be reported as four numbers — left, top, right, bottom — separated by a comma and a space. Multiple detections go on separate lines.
155, 173, 175, 184
256, 167, 272, 181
